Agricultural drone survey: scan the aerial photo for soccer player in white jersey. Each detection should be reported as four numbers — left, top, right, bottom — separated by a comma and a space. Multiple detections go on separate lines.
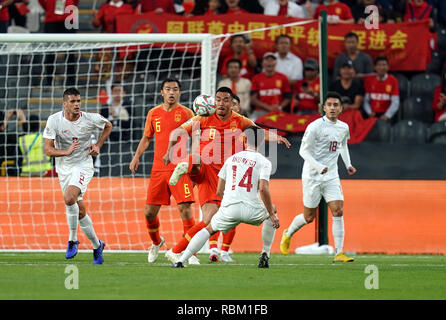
280, 91, 357, 263
171, 126, 280, 268
43, 88, 113, 264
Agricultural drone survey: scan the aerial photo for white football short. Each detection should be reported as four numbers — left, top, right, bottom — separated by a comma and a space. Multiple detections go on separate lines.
58, 166, 94, 201
302, 177, 344, 208
211, 202, 269, 233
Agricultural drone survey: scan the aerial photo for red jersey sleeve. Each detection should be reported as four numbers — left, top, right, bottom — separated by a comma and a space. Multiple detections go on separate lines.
181, 115, 202, 136
144, 109, 154, 138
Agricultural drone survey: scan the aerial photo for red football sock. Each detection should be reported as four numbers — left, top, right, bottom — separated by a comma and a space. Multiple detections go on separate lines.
221, 227, 236, 252
172, 221, 206, 254
209, 232, 220, 250
146, 216, 161, 245
182, 217, 195, 236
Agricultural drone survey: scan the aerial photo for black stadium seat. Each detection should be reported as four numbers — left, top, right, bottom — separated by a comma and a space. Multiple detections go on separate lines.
401, 96, 435, 123
392, 120, 427, 144
364, 119, 391, 143
428, 121, 446, 144
410, 73, 441, 99
393, 73, 410, 101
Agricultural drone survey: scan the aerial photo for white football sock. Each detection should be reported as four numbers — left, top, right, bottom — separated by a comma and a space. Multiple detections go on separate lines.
285, 213, 307, 238
332, 216, 345, 254
178, 228, 210, 264
79, 214, 100, 249
261, 218, 276, 257
66, 203, 79, 242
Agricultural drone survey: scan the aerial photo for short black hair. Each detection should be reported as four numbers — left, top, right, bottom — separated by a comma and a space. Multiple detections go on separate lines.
216, 86, 233, 95
226, 58, 242, 69
374, 56, 389, 65
244, 126, 265, 149
63, 88, 80, 101
344, 32, 359, 41
275, 34, 292, 45
111, 82, 125, 90
324, 91, 343, 106
161, 78, 181, 91
230, 34, 245, 44
232, 93, 240, 104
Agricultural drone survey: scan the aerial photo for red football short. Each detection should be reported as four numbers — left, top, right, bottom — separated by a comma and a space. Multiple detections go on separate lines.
146, 170, 195, 205
189, 163, 221, 207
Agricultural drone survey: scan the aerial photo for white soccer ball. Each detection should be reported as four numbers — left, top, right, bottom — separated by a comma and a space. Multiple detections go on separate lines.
192, 94, 216, 116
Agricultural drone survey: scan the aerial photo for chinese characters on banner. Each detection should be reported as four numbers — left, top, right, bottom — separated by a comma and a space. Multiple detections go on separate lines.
116, 13, 431, 71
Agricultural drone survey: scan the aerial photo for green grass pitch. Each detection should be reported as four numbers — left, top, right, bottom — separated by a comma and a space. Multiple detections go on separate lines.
1, 252, 445, 300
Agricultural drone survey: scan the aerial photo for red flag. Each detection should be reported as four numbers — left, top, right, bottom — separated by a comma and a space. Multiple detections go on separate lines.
338, 109, 377, 144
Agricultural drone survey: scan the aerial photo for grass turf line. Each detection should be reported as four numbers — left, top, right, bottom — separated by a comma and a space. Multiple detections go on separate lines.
0, 252, 445, 300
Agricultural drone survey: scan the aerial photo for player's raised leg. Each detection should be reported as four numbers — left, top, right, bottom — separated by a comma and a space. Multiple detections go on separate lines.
280, 213, 309, 255
169, 154, 200, 186
329, 200, 354, 262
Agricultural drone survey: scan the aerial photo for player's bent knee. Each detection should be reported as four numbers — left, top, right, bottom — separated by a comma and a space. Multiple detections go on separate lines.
64, 196, 77, 206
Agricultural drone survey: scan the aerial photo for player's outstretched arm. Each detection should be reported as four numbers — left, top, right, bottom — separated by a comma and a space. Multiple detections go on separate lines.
264, 130, 291, 148
259, 179, 280, 229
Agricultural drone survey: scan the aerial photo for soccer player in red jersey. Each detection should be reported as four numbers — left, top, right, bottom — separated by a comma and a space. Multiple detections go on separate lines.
163, 86, 290, 264
129, 78, 198, 264
363, 56, 400, 122
313, 0, 354, 24
250, 52, 292, 120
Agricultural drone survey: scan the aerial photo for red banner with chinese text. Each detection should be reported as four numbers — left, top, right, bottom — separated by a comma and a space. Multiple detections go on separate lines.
116, 13, 431, 71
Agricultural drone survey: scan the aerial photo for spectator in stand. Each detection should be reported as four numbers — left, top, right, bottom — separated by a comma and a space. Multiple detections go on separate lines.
312, 0, 354, 24
250, 52, 291, 120
219, 34, 257, 80
273, 34, 303, 88
403, 0, 435, 31
137, 0, 175, 14
9, 0, 29, 28
218, 59, 252, 116
329, 60, 365, 112
292, 58, 320, 114
0, 0, 13, 33
222, 0, 248, 14
363, 56, 400, 121
92, 0, 134, 33
432, 67, 446, 122
260, 0, 306, 18
190, 0, 223, 15
333, 32, 374, 80
352, 0, 388, 25
100, 83, 132, 141
1, 108, 26, 134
